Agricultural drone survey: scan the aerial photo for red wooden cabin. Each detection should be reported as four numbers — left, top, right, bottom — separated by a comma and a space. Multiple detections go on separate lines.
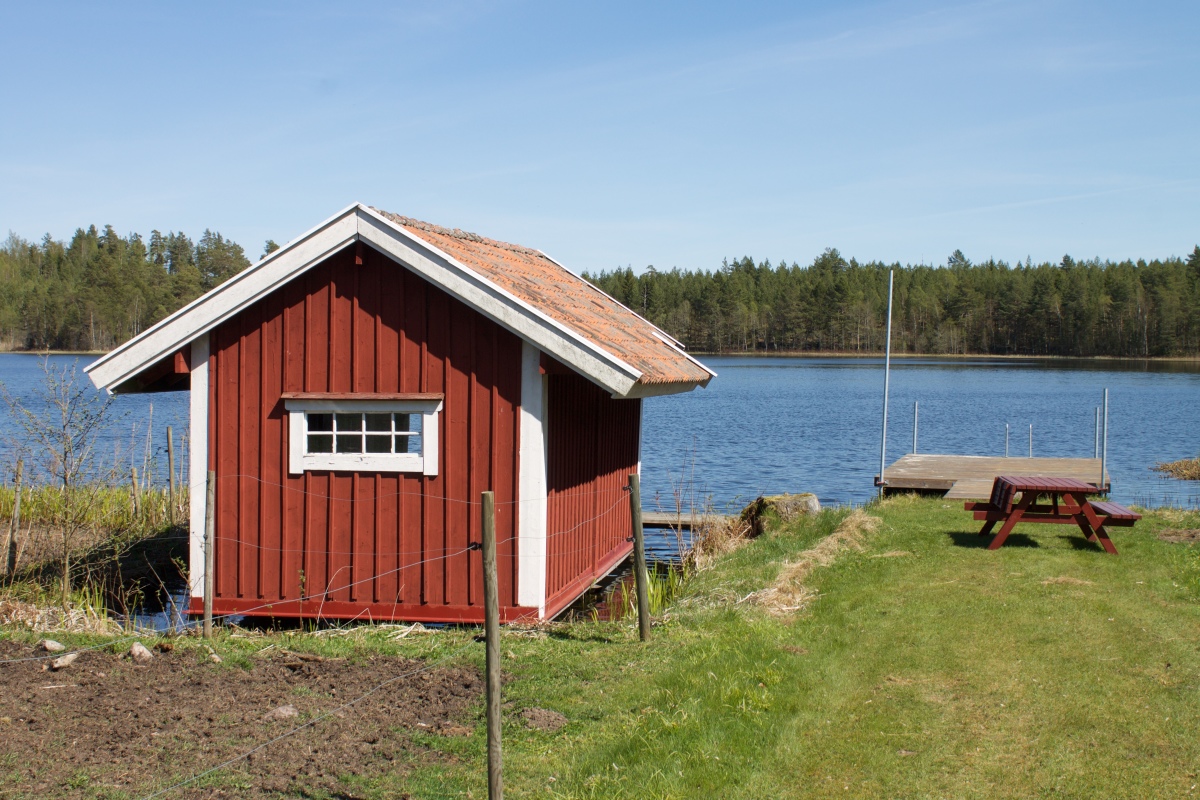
86, 205, 713, 623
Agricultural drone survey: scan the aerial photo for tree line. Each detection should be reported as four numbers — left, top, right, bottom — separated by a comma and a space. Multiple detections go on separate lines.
585, 248, 1200, 357
0, 225, 278, 351
2, 223, 1197, 357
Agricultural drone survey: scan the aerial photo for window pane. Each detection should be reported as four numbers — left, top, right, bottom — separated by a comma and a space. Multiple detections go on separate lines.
397, 433, 423, 454
365, 434, 391, 454
395, 413, 422, 433
307, 413, 333, 432
307, 434, 333, 453
335, 413, 362, 432
336, 434, 362, 453
365, 413, 391, 432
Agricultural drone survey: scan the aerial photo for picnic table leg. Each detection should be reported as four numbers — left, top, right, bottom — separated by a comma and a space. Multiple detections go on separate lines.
978, 519, 997, 537
988, 493, 1034, 551
1063, 492, 1099, 542
1074, 514, 1098, 543
1078, 496, 1119, 555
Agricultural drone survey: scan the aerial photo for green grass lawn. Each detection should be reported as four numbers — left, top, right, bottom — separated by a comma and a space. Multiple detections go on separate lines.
460, 496, 1200, 799
5, 496, 1200, 798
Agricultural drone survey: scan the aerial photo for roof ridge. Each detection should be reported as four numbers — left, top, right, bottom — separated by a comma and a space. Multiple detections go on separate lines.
372, 208, 546, 258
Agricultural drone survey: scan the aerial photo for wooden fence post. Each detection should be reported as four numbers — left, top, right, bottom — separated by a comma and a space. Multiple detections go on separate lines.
166, 426, 176, 524
131, 467, 141, 517
628, 473, 650, 642
204, 470, 215, 639
4, 459, 23, 576
481, 490, 503, 800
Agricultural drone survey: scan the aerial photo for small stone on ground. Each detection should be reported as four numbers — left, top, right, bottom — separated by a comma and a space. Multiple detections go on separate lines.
263, 704, 300, 722
129, 642, 154, 664
49, 653, 78, 671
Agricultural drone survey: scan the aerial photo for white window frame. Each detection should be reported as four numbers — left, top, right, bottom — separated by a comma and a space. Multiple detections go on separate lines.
284, 394, 443, 476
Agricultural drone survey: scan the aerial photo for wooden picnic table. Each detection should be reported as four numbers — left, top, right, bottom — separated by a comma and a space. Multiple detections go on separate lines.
964, 475, 1140, 554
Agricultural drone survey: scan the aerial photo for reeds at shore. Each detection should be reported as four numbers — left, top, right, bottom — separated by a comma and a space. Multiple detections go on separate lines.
1154, 458, 1200, 481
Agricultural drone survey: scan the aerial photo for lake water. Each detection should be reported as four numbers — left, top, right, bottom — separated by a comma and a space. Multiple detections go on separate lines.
641, 355, 1200, 513
1, 353, 1198, 513
0, 354, 191, 487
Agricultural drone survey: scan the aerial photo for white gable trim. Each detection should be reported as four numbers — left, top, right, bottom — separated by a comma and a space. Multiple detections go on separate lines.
86, 203, 655, 398
86, 205, 360, 392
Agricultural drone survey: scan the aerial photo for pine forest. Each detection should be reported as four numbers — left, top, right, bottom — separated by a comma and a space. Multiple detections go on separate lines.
1, 225, 1198, 358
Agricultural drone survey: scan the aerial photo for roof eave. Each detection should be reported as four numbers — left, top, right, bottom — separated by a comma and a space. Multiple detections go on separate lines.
87, 204, 652, 399
616, 374, 713, 399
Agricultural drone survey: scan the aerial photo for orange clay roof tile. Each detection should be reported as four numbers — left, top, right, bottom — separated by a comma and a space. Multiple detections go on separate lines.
374, 209, 712, 388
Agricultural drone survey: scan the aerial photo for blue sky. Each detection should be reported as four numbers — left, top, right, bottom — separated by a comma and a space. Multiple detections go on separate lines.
1, 1, 1196, 273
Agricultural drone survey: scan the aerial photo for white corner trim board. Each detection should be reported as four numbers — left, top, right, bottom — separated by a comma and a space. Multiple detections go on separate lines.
516, 342, 549, 615
187, 333, 209, 600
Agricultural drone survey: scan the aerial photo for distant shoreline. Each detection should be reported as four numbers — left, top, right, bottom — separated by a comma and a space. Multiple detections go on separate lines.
691, 350, 1200, 362
2, 348, 1198, 363
0, 350, 106, 356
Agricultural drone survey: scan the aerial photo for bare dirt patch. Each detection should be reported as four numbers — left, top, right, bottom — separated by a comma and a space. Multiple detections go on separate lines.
0, 639, 481, 798
871, 550, 912, 559
1040, 576, 1095, 586
519, 707, 568, 732
1158, 529, 1200, 544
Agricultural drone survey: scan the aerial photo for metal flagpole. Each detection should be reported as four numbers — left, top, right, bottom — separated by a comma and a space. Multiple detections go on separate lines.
878, 270, 894, 496
1100, 389, 1108, 493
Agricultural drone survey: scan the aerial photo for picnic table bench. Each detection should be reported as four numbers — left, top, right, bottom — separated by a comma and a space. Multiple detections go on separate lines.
964, 475, 1140, 554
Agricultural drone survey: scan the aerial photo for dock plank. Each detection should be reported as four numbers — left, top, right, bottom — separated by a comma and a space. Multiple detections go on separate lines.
879, 454, 1109, 500
641, 511, 731, 529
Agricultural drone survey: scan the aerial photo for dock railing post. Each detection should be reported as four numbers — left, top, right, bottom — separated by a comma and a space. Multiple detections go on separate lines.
204, 470, 215, 639
878, 270, 894, 494
1028, 424, 1033, 458
1005, 424, 1009, 457
1100, 389, 1109, 493
481, 490, 504, 800
1094, 408, 1100, 459
628, 473, 651, 642
912, 401, 918, 454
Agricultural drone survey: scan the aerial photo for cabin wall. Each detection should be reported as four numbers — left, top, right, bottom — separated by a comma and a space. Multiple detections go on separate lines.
193, 243, 530, 622
544, 373, 641, 618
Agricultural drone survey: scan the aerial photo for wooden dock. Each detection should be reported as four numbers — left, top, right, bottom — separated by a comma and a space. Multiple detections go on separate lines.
876, 454, 1110, 500
641, 511, 731, 529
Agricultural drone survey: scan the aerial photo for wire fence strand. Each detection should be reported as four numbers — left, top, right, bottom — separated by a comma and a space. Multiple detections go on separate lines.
0, 487, 636, 665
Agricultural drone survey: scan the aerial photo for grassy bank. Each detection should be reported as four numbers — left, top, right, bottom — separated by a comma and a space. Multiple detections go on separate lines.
3, 497, 1200, 798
